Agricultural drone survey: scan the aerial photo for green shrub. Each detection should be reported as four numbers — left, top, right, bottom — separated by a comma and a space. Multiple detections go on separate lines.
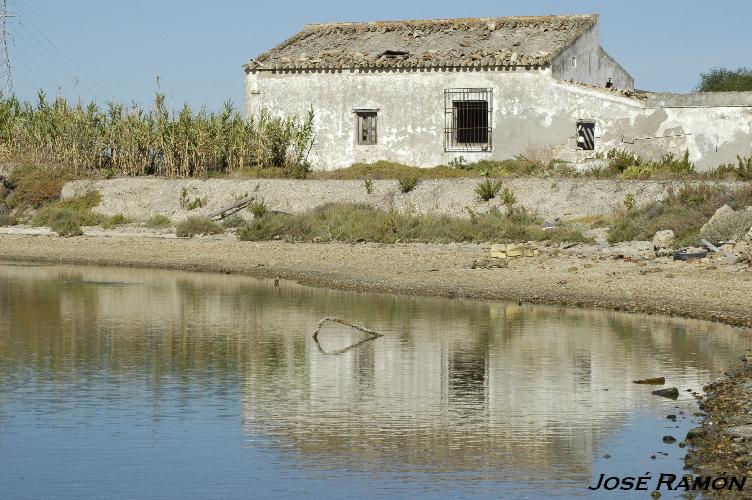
475, 179, 503, 202
179, 188, 207, 210
250, 200, 268, 219
700, 210, 752, 244
144, 214, 172, 229
175, 216, 224, 237
101, 213, 131, 229
364, 179, 374, 194
237, 202, 589, 244
501, 187, 517, 207
0, 214, 17, 226
623, 193, 636, 211
32, 191, 103, 227
398, 176, 418, 193
221, 215, 246, 228
707, 155, 752, 180
48, 208, 83, 237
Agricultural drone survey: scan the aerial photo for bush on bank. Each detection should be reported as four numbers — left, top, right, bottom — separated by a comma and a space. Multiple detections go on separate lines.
608, 184, 752, 246
236, 202, 589, 244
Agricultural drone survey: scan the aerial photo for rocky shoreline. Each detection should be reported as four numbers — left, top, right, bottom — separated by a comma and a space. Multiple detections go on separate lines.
1, 232, 752, 490
686, 355, 752, 496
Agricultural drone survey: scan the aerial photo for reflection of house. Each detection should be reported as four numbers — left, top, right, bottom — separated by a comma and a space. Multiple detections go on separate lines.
246, 14, 752, 170
2, 264, 750, 478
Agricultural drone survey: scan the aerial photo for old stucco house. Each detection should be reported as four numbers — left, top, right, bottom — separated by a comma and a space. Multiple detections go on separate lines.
245, 14, 752, 171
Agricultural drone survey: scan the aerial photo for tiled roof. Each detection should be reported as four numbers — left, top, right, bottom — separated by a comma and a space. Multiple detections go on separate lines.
246, 15, 598, 71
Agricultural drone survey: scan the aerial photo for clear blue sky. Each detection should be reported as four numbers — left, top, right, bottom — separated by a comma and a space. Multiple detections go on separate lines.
4, 0, 750, 110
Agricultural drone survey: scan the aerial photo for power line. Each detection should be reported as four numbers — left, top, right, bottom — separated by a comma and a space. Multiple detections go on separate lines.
12, 22, 103, 102
0, 0, 13, 93
8, 0, 114, 101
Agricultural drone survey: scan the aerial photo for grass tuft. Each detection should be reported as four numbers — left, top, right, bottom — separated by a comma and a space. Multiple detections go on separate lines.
144, 214, 172, 229
175, 216, 224, 238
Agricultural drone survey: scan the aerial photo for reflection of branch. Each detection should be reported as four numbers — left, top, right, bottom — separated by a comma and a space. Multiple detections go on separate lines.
312, 317, 383, 356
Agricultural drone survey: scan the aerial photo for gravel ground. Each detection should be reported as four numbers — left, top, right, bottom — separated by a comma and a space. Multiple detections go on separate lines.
2, 232, 752, 486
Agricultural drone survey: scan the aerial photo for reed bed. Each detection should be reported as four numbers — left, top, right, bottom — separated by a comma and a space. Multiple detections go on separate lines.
0, 91, 315, 178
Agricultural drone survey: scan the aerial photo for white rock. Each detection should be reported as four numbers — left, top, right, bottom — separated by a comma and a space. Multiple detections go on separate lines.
653, 230, 675, 250
700, 204, 735, 234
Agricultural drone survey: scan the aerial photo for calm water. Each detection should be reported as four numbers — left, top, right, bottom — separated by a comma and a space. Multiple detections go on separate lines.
1, 263, 750, 499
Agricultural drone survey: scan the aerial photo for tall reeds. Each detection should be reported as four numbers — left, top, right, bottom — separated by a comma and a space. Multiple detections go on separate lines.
0, 91, 315, 177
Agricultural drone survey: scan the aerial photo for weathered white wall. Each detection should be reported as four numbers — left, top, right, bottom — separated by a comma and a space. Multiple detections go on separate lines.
550, 24, 634, 90
245, 67, 752, 171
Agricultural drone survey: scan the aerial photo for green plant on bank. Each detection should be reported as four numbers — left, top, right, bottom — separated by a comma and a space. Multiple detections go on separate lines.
249, 200, 268, 219
398, 176, 418, 193
175, 216, 224, 238
144, 214, 172, 229
475, 178, 503, 202
623, 193, 637, 211
31, 191, 103, 227
101, 213, 131, 229
608, 183, 752, 247
0, 91, 315, 178
599, 149, 694, 179
236, 202, 590, 245
0, 214, 17, 226
47, 208, 83, 237
363, 178, 374, 194
221, 215, 246, 228
179, 188, 207, 210
708, 155, 752, 181
501, 187, 517, 207
700, 210, 752, 244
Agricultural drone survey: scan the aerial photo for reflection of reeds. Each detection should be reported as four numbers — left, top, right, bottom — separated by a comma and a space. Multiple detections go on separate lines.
0, 91, 315, 178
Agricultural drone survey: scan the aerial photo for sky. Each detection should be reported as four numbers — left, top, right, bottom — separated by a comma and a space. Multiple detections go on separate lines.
3, 1, 751, 111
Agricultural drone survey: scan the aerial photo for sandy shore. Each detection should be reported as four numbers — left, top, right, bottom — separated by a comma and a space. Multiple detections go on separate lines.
2, 232, 752, 327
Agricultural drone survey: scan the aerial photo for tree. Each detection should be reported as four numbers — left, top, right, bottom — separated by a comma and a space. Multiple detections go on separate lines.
696, 67, 752, 92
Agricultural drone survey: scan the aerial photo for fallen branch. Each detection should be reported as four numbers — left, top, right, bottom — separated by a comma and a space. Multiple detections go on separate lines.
312, 317, 383, 341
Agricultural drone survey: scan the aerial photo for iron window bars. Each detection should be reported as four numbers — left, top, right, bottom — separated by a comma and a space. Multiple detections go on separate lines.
577, 121, 596, 151
444, 88, 493, 152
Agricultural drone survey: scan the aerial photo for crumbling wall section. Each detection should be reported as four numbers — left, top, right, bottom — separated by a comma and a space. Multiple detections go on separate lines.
550, 22, 634, 90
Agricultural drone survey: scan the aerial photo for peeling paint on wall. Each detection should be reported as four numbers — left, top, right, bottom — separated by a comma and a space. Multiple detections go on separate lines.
246, 67, 752, 171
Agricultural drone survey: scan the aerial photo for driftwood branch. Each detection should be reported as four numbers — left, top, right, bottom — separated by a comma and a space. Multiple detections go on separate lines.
208, 196, 254, 221
312, 317, 383, 355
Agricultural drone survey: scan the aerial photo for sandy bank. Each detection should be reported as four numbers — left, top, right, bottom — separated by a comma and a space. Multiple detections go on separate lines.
1, 233, 751, 328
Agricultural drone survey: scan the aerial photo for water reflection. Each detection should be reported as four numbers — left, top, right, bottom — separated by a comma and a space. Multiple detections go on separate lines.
0, 263, 750, 498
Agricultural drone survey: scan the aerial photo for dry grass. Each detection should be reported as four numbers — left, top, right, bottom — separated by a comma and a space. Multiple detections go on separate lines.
8, 164, 70, 208
608, 184, 752, 247
237, 203, 590, 244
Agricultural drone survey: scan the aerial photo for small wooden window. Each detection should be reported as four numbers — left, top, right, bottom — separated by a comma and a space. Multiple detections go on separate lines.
356, 111, 377, 145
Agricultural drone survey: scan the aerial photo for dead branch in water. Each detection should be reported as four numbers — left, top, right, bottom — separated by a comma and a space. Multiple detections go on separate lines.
312, 317, 383, 355
312, 317, 383, 341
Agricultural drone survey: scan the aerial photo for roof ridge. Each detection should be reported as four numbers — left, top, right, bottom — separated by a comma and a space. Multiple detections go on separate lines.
302, 14, 597, 31
247, 14, 599, 71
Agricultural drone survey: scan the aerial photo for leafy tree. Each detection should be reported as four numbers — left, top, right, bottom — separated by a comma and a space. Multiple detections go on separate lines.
696, 67, 752, 92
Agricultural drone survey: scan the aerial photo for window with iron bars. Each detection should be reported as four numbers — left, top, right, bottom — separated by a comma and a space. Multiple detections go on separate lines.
576, 121, 596, 151
444, 88, 493, 152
